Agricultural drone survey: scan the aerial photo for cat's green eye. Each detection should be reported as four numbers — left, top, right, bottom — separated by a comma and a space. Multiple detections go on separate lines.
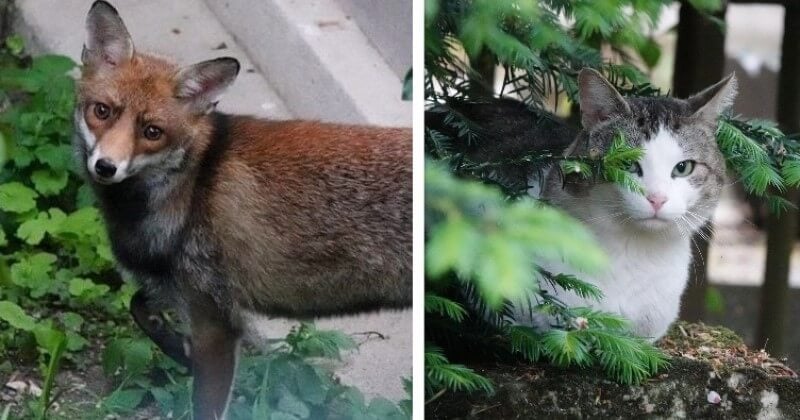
672, 160, 695, 177
627, 162, 642, 176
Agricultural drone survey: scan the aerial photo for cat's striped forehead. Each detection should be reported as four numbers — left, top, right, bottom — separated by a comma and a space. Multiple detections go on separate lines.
623, 97, 693, 141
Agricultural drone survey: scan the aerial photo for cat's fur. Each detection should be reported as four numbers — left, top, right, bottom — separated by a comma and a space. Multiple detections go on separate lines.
511, 69, 737, 340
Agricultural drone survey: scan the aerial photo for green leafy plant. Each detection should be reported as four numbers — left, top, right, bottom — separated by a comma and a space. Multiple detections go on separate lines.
0, 37, 126, 418
225, 323, 408, 420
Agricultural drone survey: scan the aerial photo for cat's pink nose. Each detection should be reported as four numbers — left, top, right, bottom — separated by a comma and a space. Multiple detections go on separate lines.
647, 194, 668, 212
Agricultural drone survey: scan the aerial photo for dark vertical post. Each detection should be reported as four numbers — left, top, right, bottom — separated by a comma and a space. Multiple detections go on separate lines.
0, 0, 13, 40
756, 2, 800, 355
672, 1, 727, 322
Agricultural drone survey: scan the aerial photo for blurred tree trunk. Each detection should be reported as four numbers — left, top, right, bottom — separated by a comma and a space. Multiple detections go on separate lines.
756, 2, 800, 355
673, 1, 726, 322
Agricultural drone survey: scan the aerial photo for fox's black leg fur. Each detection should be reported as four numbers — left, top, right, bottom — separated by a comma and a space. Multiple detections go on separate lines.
129, 289, 192, 370
188, 293, 241, 420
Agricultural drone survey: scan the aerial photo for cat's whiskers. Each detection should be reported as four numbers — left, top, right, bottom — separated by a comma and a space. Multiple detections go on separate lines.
688, 236, 707, 282
684, 211, 716, 239
678, 222, 710, 281
674, 217, 693, 240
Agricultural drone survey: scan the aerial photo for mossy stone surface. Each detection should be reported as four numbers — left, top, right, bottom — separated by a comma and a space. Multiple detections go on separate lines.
428, 323, 800, 419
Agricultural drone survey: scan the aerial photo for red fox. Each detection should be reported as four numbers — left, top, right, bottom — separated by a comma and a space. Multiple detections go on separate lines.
75, 2, 411, 418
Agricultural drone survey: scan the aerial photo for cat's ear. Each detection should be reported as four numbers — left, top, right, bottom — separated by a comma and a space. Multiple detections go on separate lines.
82, 1, 134, 68
578, 68, 631, 130
174, 57, 240, 113
688, 73, 738, 122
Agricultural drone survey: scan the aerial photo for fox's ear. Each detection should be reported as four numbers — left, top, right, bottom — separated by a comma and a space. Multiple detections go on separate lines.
174, 58, 240, 113
82, 1, 134, 67
688, 73, 738, 123
578, 68, 631, 130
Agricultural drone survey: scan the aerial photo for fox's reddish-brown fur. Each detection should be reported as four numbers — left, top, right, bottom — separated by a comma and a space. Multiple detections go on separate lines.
213, 119, 411, 315
76, 2, 411, 419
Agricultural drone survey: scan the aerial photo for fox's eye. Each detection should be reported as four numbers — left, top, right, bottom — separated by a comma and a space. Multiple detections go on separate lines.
672, 160, 695, 177
94, 103, 111, 120
143, 125, 163, 141
627, 162, 642, 176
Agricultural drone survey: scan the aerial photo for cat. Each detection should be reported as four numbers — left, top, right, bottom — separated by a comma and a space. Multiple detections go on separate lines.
512, 68, 737, 340
427, 68, 736, 341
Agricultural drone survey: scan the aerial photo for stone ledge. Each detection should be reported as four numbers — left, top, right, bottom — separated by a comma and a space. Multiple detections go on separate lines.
428, 323, 800, 419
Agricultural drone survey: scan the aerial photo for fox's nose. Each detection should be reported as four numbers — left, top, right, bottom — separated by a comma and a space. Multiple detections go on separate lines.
94, 159, 117, 178
646, 193, 668, 212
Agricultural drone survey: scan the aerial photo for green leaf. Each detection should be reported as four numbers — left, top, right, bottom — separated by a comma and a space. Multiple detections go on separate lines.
62, 312, 84, 330
5, 35, 24, 56
102, 338, 154, 377
781, 158, 800, 187
551, 274, 603, 301
31, 55, 76, 77
425, 217, 479, 279
687, 0, 723, 12
59, 207, 104, 237
104, 388, 147, 413
149, 387, 175, 414
32, 324, 66, 355
541, 329, 590, 367
287, 323, 356, 360
475, 233, 536, 307
560, 160, 591, 179
102, 339, 125, 376
31, 169, 69, 196
0, 301, 37, 331
122, 339, 154, 376
68, 277, 111, 302
0, 182, 38, 213
16, 215, 48, 245
0, 130, 8, 167
34, 144, 73, 172
425, 348, 493, 393
11, 146, 34, 168
637, 37, 661, 68
294, 363, 326, 405
705, 286, 725, 315
508, 325, 544, 362
277, 393, 311, 419
16, 209, 65, 245
10, 252, 58, 297
0, 228, 6, 247
65, 331, 88, 352
425, 294, 467, 322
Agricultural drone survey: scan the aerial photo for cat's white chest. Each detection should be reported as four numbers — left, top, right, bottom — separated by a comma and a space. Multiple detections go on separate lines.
517, 224, 692, 340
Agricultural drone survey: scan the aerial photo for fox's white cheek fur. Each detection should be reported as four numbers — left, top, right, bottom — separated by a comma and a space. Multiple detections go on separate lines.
78, 113, 131, 183
77, 112, 96, 149
518, 127, 701, 341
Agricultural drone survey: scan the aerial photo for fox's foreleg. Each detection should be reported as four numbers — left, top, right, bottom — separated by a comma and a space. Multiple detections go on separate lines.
129, 289, 192, 370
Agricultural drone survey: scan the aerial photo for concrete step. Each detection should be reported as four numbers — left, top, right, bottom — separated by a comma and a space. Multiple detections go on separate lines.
204, 0, 411, 126
336, 0, 412, 79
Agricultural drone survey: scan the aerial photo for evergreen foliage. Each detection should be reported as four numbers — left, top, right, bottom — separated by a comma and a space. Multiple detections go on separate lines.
425, 0, 800, 399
